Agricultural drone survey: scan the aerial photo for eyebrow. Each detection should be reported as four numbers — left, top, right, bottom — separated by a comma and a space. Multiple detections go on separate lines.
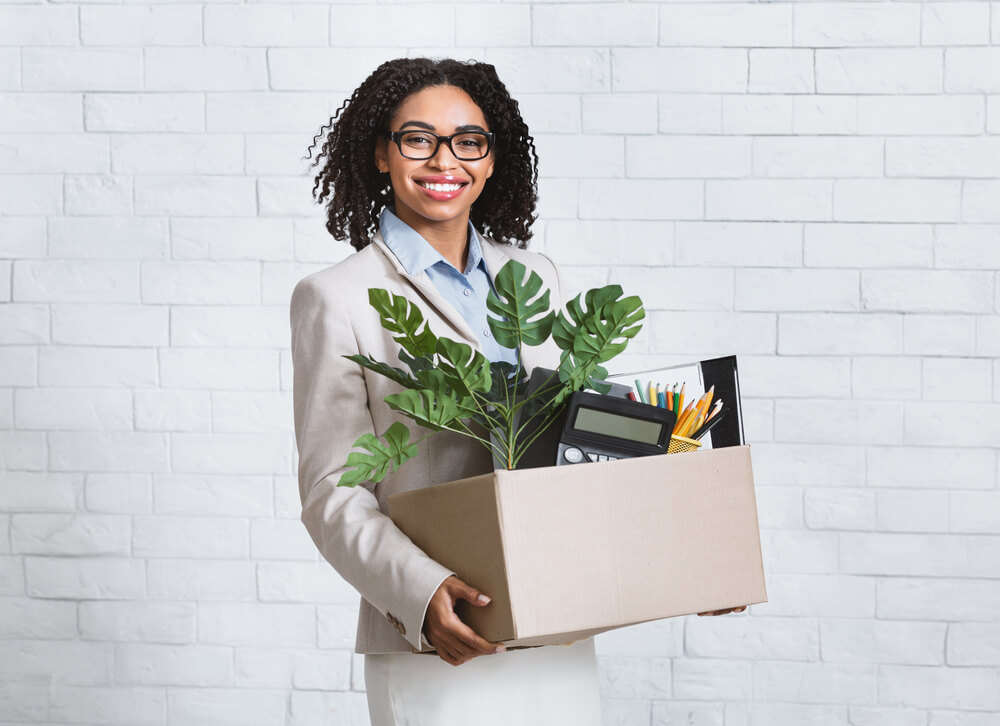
398, 121, 489, 133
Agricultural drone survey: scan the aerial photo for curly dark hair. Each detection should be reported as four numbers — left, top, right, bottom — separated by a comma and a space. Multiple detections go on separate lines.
306, 58, 539, 251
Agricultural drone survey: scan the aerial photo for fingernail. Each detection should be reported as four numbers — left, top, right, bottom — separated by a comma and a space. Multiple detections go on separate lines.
494, 645, 506, 653
478, 594, 491, 605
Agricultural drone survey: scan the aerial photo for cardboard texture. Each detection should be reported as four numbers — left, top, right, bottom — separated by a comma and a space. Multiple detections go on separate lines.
389, 445, 767, 650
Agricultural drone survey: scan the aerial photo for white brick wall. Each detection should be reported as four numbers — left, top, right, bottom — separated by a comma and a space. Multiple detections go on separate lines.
1, 2, 998, 724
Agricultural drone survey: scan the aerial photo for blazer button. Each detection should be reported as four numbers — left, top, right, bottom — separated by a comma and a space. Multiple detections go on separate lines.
396, 620, 406, 635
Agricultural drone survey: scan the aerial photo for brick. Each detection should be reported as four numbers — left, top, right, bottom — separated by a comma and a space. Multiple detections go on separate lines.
0, 557, 23, 596
535, 177, 578, 219
49, 217, 169, 260
249, 518, 316, 561
755, 662, 876, 705
534, 4, 656, 46
736, 704, 847, 726
760, 529, 838, 574
534, 134, 623, 178
235, 647, 351, 690
880, 666, 1000, 710
595, 618, 683, 658
135, 176, 256, 217
133, 515, 248, 559
904, 314, 976, 356
258, 562, 356, 604
85, 93, 204, 133
112, 134, 243, 175
79, 601, 195, 644
823, 620, 945, 665
660, 3, 791, 47
579, 180, 702, 220
0, 432, 46, 472
141, 261, 260, 305
752, 574, 874, 618
170, 306, 288, 350
0, 49, 17, 90
12, 514, 130, 555
329, 5, 451, 46
599, 656, 671, 699
14, 261, 138, 304
868, 446, 994, 489
543, 221, 672, 266
159, 349, 279, 390
198, 603, 315, 647
581, 94, 655, 134
795, 3, 919, 47
743, 356, 850, 401
805, 224, 932, 268
776, 400, 901, 445
0, 7, 77, 45
65, 174, 133, 216
49, 432, 169, 473
888, 138, 1000, 178
213, 392, 292, 434
145, 48, 267, 91
153, 474, 272, 517
676, 222, 800, 267
148, 559, 256, 602
606, 700, 654, 726
274, 475, 299, 520
627, 136, 748, 178
646, 311, 776, 356
49, 686, 164, 726
0, 347, 34, 387
947, 623, 1000, 666
935, 225, 1000, 269
950, 491, 1000, 534
652, 701, 723, 726
858, 95, 984, 136
963, 181, 1000, 222
456, 5, 529, 46
991, 96, 1000, 134
0, 682, 50, 722
843, 532, 1000, 578
736, 269, 859, 312
613, 48, 746, 93
673, 659, 751, 701
116, 644, 232, 686
134, 390, 211, 433
26, 556, 145, 599
85, 473, 152, 514
687, 615, 818, 661
0, 217, 46, 259
205, 5, 327, 46
929, 713, 1000, 726
247, 133, 315, 175
39, 347, 157, 388
0, 93, 81, 132
268, 48, 397, 92
0, 305, 43, 345
749, 49, 814, 93
173, 432, 292, 476
880, 578, 1000, 622
923, 2, 990, 45
708, 180, 832, 221
23, 48, 141, 92
612, 266, 731, 311
923, 357, 991, 401
836, 180, 961, 223
0, 640, 113, 686
0, 597, 77, 639
0, 175, 61, 215
52, 304, 167, 346
848, 707, 927, 726
518, 94, 582, 134
805, 488, 875, 530
945, 48, 1000, 92
793, 96, 857, 135
659, 94, 722, 134
81, 6, 200, 46
851, 356, 922, 401
754, 137, 882, 179
316, 603, 358, 649
172, 218, 294, 262
905, 401, 1000, 446
258, 177, 318, 217
816, 49, 942, 94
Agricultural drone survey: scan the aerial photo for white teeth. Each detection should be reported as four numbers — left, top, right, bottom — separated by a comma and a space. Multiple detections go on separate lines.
420, 182, 463, 192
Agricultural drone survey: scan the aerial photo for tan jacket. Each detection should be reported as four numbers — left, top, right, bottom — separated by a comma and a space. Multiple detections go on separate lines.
290, 231, 564, 654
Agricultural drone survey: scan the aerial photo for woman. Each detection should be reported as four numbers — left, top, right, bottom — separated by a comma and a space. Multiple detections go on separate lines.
290, 58, 604, 725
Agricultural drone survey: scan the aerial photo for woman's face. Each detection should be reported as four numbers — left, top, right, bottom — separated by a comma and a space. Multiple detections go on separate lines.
375, 84, 495, 233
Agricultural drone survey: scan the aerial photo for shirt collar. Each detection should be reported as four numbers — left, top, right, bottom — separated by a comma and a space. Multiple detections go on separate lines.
379, 207, 485, 278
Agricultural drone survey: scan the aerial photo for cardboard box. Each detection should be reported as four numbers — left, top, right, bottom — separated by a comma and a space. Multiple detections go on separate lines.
389, 444, 767, 650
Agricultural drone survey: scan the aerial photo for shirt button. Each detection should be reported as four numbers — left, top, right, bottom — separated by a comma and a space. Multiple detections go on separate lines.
483, 329, 491, 337
463, 288, 472, 297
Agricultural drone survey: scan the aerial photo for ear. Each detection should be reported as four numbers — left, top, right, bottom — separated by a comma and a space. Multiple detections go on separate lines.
374, 138, 390, 173
485, 153, 495, 180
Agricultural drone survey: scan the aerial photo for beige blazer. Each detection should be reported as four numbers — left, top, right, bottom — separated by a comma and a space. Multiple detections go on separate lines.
290, 231, 564, 655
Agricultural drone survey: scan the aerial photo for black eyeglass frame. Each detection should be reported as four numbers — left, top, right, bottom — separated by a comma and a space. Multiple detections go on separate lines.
386, 130, 496, 161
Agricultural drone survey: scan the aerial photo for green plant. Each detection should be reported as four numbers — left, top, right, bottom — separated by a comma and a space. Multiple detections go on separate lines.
338, 260, 644, 487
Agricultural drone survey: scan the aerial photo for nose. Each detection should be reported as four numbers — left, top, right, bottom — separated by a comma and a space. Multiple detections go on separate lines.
427, 138, 458, 169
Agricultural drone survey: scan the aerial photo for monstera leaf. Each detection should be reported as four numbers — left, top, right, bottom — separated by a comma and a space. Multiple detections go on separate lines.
338, 422, 418, 487
384, 389, 461, 432
368, 289, 437, 359
435, 338, 492, 398
344, 355, 420, 390
486, 260, 555, 348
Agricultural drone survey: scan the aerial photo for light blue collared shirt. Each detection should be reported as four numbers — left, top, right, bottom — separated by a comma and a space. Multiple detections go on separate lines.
378, 208, 518, 367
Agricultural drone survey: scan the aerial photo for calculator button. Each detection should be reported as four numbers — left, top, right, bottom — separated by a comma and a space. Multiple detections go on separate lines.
586, 452, 599, 462
563, 447, 584, 463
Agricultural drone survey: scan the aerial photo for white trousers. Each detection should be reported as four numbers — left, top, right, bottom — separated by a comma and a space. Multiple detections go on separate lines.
364, 638, 602, 726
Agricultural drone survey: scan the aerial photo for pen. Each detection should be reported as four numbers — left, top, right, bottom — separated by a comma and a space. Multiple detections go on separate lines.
692, 407, 727, 440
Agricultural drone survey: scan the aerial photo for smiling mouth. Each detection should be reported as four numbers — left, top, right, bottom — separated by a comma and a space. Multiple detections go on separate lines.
417, 181, 467, 192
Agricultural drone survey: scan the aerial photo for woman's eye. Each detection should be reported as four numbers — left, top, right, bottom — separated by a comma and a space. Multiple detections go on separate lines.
403, 134, 433, 146
456, 136, 484, 148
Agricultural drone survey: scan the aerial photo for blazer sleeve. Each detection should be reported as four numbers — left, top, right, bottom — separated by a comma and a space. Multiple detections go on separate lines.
289, 275, 455, 651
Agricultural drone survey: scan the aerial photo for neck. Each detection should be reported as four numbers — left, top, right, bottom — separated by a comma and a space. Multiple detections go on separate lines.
393, 209, 470, 272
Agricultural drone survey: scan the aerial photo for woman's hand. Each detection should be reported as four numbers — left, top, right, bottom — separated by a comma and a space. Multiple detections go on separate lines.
423, 575, 507, 666
698, 606, 748, 616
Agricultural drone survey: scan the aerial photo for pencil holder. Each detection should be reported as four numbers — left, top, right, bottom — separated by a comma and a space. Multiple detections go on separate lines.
667, 435, 702, 454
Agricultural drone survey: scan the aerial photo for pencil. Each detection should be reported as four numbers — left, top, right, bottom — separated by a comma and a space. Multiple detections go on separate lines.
705, 400, 723, 422
634, 379, 647, 404
702, 385, 715, 418
648, 382, 657, 409
678, 383, 686, 414
626, 391, 638, 402
666, 388, 673, 411
657, 390, 666, 408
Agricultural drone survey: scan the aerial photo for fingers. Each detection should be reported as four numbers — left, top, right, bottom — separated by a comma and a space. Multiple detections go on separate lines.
697, 606, 748, 616
448, 577, 492, 608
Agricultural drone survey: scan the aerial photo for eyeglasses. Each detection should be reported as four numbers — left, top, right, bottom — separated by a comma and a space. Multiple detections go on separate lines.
387, 130, 495, 161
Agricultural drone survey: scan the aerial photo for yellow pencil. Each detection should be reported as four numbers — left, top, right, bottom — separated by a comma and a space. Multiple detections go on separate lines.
648, 382, 657, 408
678, 383, 686, 414
674, 402, 697, 437
702, 385, 715, 418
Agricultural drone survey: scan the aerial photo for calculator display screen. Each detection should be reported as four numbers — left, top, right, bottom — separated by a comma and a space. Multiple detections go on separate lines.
571, 407, 664, 446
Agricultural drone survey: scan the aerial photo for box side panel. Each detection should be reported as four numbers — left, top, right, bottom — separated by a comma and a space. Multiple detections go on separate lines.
388, 474, 516, 644
496, 446, 767, 639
